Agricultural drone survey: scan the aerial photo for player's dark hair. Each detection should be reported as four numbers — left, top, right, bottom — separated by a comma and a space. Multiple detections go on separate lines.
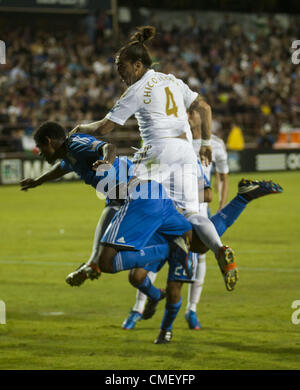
34, 121, 67, 145
117, 25, 155, 67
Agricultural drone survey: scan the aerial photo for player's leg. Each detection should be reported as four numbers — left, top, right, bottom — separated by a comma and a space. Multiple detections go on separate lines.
185, 253, 206, 330
86, 203, 120, 266
122, 270, 158, 330
122, 232, 170, 329
154, 254, 198, 344
66, 204, 119, 286
210, 178, 283, 236
188, 177, 283, 291
154, 281, 183, 344
185, 202, 208, 330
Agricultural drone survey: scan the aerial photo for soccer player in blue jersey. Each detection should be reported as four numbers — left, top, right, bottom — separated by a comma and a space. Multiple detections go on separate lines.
21, 121, 198, 282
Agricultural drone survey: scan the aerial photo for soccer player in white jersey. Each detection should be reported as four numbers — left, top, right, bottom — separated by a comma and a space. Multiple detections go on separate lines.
185, 111, 230, 329
70, 26, 238, 294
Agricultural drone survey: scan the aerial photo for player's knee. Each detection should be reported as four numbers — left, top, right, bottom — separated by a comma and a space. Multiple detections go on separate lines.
189, 230, 209, 254
98, 246, 116, 273
128, 268, 147, 287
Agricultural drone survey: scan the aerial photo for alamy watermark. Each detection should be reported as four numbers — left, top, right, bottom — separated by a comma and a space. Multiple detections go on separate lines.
291, 40, 300, 65
94, 157, 205, 204
0, 40, 6, 64
291, 300, 300, 325
0, 300, 6, 324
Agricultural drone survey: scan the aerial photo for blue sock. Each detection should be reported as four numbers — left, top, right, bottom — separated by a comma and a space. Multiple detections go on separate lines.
210, 195, 248, 237
137, 276, 162, 301
160, 297, 182, 331
112, 244, 169, 273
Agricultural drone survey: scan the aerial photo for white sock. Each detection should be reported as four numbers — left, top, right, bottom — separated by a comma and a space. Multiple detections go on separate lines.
187, 213, 223, 258
186, 254, 206, 313
87, 206, 118, 265
132, 271, 157, 313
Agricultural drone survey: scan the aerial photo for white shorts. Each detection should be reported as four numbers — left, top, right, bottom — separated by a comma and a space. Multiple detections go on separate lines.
132, 138, 200, 213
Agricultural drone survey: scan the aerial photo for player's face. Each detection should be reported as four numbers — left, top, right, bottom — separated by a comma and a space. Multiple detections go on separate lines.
36, 139, 57, 164
116, 58, 135, 85
116, 57, 143, 86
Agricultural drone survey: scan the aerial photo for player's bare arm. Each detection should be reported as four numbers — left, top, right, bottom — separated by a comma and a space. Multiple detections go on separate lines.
189, 95, 212, 166
70, 118, 115, 137
92, 143, 117, 171
20, 162, 67, 191
188, 110, 202, 140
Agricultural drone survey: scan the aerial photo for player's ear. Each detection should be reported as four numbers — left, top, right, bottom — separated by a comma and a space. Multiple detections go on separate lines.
134, 60, 143, 72
45, 136, 51, 146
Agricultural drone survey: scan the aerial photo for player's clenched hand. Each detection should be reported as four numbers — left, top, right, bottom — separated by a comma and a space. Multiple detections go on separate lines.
200, 145, 212, 167
92, 160, 112, 172
20, 178, 38, 191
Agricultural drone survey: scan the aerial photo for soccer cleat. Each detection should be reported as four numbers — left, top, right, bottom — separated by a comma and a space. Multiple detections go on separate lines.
122, 310, 143, 330
169, 236, 194, 279
65, 262, 101, 287
185, 310, 202, 330
142, 289, 167, 320
238, 178, 283, 201
217, 246, 238, 292
154, 329, 173, 344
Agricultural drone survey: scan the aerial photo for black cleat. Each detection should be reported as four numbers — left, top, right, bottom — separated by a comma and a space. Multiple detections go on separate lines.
65, 262, 101, 287
238, 178, 283, 202
154, 329, 173, 344
142, 289, 166, 320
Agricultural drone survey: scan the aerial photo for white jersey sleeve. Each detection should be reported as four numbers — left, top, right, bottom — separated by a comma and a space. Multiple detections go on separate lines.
175, 78, 198, 109
105, 87, 141, 126
211, 135, 229, 174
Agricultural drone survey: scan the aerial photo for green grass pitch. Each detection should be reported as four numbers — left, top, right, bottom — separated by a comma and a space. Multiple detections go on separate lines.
0, 171, 300, 370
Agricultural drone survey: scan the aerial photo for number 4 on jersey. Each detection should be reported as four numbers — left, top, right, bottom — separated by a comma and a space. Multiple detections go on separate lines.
165, 87, 178, 117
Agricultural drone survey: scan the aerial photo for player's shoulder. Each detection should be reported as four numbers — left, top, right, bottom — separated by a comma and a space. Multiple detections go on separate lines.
68, 133, 105, 153
69, 133, 97, 145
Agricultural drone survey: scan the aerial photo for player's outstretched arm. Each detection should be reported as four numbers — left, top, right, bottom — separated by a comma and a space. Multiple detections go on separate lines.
69, 118, 115, 137
20, 162, 67, 191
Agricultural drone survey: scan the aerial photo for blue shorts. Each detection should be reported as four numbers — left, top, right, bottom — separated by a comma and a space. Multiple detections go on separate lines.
101, 181, 192, 250
144, 252, 198, 283
167, 252, 198, 283
141, 233, 197, 282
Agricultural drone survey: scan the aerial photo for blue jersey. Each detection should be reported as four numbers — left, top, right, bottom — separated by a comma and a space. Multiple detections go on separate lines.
60, 133, 134, 202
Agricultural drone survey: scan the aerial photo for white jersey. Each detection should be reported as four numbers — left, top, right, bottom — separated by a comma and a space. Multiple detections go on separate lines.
193, 134, 229, 181
106, 69, 198, 145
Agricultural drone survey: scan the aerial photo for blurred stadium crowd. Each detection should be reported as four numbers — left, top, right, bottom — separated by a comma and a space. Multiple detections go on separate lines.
0, 10, 300, 152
